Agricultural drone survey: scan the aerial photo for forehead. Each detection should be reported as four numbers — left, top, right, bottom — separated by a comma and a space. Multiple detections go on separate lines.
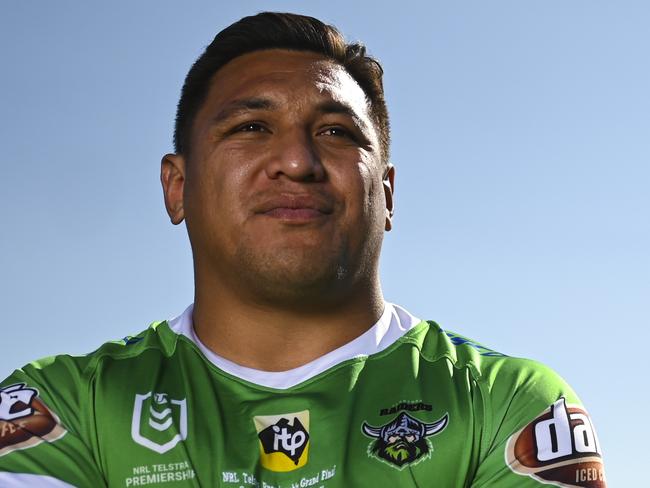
201, 49, 371, 118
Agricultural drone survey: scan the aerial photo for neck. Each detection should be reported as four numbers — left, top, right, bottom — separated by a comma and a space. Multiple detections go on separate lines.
191, 276, 384, 372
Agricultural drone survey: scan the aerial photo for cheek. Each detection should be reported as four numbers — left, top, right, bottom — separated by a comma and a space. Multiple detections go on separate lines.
332, 158, 385, 245
355, 158, 386, 221
348, 157, 379, 212
184, 160, 243, 237
187, 149, 249, 207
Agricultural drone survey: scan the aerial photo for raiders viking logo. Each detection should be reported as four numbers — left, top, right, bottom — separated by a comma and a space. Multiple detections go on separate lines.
362, 410, 449, 469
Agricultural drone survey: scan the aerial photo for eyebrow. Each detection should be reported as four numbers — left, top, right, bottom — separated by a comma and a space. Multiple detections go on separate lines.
315, 100, 368, 130
209, 97, 278, 127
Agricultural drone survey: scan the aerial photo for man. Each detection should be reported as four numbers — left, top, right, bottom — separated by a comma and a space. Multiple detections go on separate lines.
0, 12, 606, 487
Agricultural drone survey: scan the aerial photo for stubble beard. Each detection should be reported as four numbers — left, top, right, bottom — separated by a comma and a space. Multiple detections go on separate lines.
232, 235, 356, 308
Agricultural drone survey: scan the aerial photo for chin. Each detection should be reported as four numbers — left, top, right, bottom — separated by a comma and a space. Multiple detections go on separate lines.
237, 248, 352, 301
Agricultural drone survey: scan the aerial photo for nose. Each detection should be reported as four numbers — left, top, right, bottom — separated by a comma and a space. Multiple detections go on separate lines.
264, 129, 325, 182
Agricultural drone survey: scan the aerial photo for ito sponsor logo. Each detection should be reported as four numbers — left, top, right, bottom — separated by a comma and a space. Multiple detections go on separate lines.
506, 397, 606, 488
131, 392, 188, 454
253, 410, 310, 472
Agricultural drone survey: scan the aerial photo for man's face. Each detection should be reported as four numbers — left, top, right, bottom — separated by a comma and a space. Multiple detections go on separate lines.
163, 49, 394, 304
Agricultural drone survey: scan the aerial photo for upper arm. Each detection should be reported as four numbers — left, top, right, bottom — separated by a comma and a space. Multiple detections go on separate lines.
0, 360, 106, 487
470, 359, 607, 487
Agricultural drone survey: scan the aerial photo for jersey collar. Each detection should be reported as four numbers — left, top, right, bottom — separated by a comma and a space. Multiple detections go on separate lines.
167, 302, 421, 389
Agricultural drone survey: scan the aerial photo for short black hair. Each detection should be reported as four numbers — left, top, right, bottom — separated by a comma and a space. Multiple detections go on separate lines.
174, 12, 390, 164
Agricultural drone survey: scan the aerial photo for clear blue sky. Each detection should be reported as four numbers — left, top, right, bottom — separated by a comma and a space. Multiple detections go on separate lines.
1, 1, 647, 485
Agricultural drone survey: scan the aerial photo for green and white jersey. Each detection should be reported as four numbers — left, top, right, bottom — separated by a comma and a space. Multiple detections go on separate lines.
0, 303, 606, 487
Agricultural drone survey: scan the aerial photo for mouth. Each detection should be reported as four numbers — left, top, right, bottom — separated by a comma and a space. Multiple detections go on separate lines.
262, 207, 328, 219
254, 193, 334, 222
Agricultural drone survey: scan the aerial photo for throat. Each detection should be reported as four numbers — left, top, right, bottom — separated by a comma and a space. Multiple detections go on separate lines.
191, 302, 385, 372
168, 301, 420, 389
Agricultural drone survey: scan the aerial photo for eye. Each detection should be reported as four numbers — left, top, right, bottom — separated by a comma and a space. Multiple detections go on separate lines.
319, 127, 350, 138
237, 122, 267, 132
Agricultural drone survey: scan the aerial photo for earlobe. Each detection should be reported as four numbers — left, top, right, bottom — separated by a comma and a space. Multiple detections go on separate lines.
161, 153, 186, 225
383, 164, 395, 231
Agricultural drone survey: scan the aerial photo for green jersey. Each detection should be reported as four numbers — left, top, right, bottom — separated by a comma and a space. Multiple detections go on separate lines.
0, 304, 606, 487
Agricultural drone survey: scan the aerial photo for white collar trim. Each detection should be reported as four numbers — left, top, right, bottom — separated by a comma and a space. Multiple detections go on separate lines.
167, 302, 421, 389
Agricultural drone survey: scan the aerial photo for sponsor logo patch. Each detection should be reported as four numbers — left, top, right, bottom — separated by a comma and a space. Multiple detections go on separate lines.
362, 401, 449, 470
253, 410, 310, 472
131, 392, 188, 454
0, 383, 66, 456
506, 397, 606, 487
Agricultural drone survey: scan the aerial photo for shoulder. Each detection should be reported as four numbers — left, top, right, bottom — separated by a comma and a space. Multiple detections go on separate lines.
412, 324, 607, 486
409, 320, 580, 406
8, 319, 176, 378
412, 322, 606, 484
0, 322, 178, 486
0, 319, 180, 430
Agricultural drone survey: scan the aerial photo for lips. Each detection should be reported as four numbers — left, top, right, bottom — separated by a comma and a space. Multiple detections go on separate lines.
254, 193, 334, 220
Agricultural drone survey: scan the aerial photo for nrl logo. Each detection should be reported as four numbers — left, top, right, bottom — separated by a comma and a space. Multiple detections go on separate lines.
362, 410, 449, 469
131, 392, 187, 454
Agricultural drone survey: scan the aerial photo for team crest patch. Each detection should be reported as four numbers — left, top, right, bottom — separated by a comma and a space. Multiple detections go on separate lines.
506, 397, 606, 487
0, 383, 66, 456
253, 410, 310, 472
362, 402, 449, 470
131, 392, 188, 454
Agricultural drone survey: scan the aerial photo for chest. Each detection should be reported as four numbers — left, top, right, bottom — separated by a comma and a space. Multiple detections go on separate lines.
92, 355, 480, 487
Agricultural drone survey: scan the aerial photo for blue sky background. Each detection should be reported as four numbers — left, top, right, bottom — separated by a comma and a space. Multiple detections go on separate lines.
1, 1, 646, 484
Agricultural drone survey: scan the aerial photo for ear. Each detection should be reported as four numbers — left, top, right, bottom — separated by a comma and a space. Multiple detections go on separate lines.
161, 153, 186, 225
383, 164, 395, 231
